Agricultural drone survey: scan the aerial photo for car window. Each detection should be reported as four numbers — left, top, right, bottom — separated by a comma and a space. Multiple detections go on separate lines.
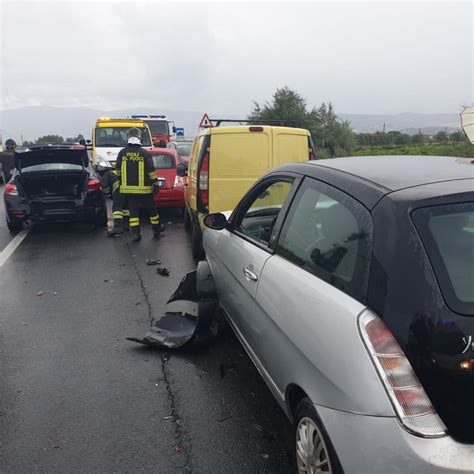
21, 163, 83, 173
276, 177, 373, 302
152, 154, 175, 169
235, 180, 293, 246
413, 202, 474, 315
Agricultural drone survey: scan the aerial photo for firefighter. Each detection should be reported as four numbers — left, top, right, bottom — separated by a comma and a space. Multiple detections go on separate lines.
0, 139, 17, 183
115, 128, 164, 242
99, 170, 130, 236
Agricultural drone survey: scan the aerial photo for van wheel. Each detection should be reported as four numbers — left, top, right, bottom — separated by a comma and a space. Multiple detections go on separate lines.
6, 217, 23, 233
191, 224, 204, 260
294, 398, 340, 473
184, 208, 191, 232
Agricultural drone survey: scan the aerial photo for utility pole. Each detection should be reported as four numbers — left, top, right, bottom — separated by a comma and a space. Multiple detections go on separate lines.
383, 123, 386, 133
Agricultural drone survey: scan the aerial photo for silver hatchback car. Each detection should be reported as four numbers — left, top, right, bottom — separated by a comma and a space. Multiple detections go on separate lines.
202, 156, 474, 473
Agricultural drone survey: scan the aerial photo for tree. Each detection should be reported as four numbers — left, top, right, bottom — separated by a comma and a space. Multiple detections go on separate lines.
433, 131, 448, 142
249, 87, 356, 157
449, 131, 465, 142
36, 135, 64, 144
411, 132, 428, 144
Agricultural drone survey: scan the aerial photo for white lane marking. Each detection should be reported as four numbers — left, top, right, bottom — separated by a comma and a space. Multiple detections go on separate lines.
0, 229, 30, 268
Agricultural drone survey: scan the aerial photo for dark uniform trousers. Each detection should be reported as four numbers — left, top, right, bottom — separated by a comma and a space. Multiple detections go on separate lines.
99, 171, 130, 230
127, 195, 160, 235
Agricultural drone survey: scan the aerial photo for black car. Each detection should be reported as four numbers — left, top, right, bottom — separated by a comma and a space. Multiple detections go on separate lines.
4, 144, 107, 232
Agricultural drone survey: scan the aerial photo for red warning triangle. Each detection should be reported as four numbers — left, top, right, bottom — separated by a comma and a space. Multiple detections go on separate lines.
199, 113, 213, 128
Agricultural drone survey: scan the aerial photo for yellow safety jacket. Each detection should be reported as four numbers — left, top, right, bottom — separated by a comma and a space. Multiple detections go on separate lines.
115, 145, 157, 194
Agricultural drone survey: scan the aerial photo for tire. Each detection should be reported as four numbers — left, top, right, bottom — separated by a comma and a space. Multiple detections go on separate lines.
191, 223, 204, 260
294, 398, 341, 474
184, 207, 191, 232
6, 217, 23, 232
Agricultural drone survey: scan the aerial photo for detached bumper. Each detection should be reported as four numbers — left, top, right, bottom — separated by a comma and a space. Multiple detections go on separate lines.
316, 404, 474, 473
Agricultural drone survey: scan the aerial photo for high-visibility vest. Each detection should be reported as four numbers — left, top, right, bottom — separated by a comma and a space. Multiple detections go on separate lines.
115, 145, 157, 194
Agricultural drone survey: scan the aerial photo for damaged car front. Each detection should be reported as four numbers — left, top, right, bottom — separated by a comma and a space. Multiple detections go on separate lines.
4, 144, 107, 232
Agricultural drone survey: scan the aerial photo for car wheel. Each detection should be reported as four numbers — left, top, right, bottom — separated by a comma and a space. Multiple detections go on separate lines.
294, 398, 339, 474
184, 207, 191, 232
6, 217, 23, 232
191, 223, 204, 260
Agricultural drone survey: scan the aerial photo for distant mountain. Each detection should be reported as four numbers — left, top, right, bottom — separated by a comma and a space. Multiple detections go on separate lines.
0, 105, 208, 142
340, 112, 462, 135
0, 106, 464, 143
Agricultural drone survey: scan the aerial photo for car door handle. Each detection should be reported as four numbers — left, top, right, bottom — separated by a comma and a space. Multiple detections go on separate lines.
243, 266, 258, 281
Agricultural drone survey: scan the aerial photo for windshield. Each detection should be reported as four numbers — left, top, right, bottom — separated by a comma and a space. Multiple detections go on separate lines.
414, 202, 474, 315
21, 163, 83, 173
95, 127, 152, 147
152, 154, 176, 169
145, 121, 169, 136
176, 143, 192, 157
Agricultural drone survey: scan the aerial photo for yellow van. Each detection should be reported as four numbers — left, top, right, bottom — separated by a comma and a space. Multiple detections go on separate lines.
183, 125, 315, 257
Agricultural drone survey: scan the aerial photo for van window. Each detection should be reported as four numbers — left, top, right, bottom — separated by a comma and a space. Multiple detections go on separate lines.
277, 177, 373, 302
413, 202, 474, 315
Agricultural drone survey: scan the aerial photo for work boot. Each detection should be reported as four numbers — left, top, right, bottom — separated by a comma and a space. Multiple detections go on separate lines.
152, 223, 165, 238
107, 222, 124, 237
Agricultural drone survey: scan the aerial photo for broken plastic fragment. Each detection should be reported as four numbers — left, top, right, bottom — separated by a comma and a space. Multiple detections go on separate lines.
157, 267, 170, 277
146, 259, 161, 266
175, 444, 182, 453
217, 411, 233, 422
36, 291, 46, 296
167, 270, 198, 304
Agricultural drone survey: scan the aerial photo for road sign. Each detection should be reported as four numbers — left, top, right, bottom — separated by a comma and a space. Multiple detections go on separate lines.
176, 128, 185, 137
461, 107, 474, 144
199, 113, 213, 128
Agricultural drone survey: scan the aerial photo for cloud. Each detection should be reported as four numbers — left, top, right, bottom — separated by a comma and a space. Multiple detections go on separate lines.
1, 1, 472, 114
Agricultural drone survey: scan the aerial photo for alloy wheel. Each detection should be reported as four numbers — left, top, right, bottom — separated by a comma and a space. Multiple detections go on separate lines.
296, 416, 332, 473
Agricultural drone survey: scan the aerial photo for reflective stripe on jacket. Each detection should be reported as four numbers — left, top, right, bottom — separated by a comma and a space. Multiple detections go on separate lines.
115, 145, 157, 194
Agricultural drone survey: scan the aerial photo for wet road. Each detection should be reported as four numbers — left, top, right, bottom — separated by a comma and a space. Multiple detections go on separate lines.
0, 199, 292, 473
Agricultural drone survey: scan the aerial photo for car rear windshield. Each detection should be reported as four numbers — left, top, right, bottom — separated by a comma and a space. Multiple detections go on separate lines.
413, 202, 474, 315
95, 127, 152, 147
152, 154, 176, 169
21, 163, 83, 173
145, 121, 168, 135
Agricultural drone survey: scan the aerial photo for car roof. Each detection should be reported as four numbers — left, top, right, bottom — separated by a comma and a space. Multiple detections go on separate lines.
198, 125, 309, 136
277, 156, 474, 209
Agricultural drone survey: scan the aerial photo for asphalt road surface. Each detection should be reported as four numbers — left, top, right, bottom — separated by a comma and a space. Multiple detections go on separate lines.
0, 189, 293, 473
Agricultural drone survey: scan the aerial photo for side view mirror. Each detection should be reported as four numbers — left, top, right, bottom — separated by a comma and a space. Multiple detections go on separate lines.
204, 213, 227, 231
176, 162, 187, 177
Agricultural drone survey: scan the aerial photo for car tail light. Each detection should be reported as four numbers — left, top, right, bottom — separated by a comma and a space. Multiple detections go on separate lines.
359, 310, 446, 438
4, 183, 18, 196
87, 179, 100, 191
249, 126, 264, 132
199, 152, 209, 207
174, 175, 186, 188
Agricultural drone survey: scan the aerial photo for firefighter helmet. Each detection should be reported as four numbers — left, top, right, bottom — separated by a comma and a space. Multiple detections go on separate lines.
5, 138, 17, 151
127, 128, 142, 145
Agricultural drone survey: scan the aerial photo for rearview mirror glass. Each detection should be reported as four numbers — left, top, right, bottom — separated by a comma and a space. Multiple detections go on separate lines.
204, 213, 227, 231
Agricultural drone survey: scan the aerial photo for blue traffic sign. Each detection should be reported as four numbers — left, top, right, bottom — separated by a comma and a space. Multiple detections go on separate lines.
176, 128, 185, 137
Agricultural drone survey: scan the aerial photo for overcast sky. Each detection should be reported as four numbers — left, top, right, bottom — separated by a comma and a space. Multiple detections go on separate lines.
1, 0, 472, 115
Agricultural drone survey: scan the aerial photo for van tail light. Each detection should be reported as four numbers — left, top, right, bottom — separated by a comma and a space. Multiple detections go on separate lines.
87, 179, 101, 192
199, 152, 209, 207
5, 183, 18, 196
358, 310, 446, 438
174, 175, 185, 188
308, 136, 316, 160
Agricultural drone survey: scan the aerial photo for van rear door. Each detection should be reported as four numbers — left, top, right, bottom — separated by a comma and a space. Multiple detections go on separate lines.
272, 128, 310, 167
208, 127, 271, 214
